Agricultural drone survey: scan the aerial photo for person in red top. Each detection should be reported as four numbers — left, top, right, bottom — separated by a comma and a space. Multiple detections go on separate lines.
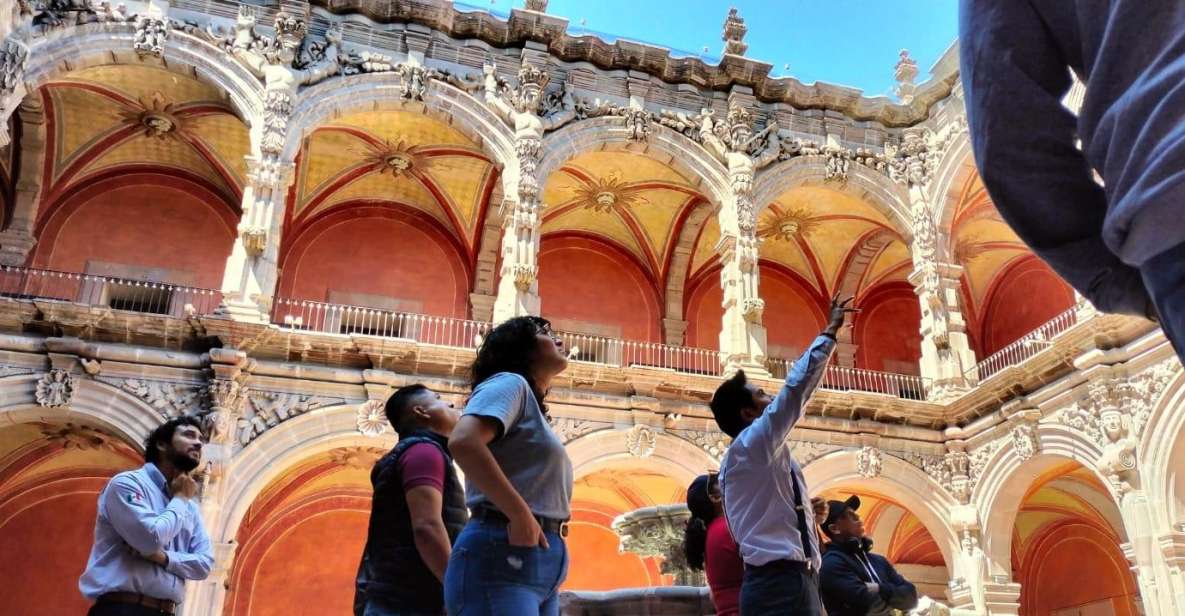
684, 473, 742, 616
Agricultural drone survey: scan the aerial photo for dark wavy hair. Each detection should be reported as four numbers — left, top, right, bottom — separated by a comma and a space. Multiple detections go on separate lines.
683, 473, 720, 571
470, 316, 553, 411
145, 415, 203, 465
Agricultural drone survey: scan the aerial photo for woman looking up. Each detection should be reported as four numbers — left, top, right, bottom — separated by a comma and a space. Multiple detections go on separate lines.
684, 472, 743, 616
446, 316, 573, 616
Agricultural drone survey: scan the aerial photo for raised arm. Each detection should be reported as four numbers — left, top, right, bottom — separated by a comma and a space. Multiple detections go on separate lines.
959, 0, 1152, 317
482, 65, 513, 120
756, 296, 854, 450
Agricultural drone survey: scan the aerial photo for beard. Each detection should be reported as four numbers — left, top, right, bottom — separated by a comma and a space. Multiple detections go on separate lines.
169, 448, 201, 473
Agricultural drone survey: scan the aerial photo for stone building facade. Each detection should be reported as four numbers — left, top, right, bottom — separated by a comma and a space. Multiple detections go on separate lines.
0, 1, 1182, 614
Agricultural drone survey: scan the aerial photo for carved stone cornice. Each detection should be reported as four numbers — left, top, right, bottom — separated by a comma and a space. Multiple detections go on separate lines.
308, 0, 957, 127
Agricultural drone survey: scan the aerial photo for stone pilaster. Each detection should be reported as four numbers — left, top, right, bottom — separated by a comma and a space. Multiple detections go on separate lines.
0, 98, 45, 266
662, 318, 687, 347
716, 225, 769, 376
0, 20, 29, 150
217, 157, 295, 322
982, 581, 1022, 615
181, 540, 238, 616
491, 194, 542, 323
909, 195, 977, 399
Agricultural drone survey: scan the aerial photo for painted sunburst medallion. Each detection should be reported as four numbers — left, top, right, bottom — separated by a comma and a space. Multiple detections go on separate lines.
757, 207, 819, 242
360, 139, 425, 178
119, 91, 185, 140
571, 174, 650, 214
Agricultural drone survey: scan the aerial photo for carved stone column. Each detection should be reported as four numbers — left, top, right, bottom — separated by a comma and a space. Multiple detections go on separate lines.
0, 98, 45, 265
199, 348, 251, 524
909, 194, 977, 399
491, 192, 542, 323
613, 504, 705, 586
0, 22, 29, 149
217, 157, 295, 322
716, 183, 769, 374
181, 540, 237, 616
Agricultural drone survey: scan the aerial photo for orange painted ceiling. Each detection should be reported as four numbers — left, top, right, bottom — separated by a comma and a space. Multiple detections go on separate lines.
41, 64, 249, 202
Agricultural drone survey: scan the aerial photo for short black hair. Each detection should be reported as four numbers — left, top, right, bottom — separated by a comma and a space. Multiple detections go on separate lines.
384, 384, 432, 435
144, 415, 203, 464
710, 369, 756, 438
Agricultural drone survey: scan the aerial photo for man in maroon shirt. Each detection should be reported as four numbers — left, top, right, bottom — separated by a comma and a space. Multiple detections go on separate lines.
355, 384, 467, 616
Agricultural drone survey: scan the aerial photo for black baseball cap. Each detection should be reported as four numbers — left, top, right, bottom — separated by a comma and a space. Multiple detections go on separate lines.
823, 495, 861, 533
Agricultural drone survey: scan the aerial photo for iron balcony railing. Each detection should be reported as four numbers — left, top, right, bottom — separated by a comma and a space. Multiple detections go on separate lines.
555, 330, 722, 376
764, 356, 931, 401
0, 265, 222, 316
270, 298, 493, 349
971, 303, 1083, 381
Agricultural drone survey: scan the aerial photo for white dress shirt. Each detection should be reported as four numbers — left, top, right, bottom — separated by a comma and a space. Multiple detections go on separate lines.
720, 334, 835, 569
79, 463, 213, 603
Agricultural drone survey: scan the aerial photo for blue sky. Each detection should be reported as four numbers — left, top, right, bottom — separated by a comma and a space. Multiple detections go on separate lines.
470, 0, 958, 96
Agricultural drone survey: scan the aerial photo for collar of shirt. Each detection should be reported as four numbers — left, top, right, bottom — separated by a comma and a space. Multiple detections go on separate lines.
144, 463, 169, 496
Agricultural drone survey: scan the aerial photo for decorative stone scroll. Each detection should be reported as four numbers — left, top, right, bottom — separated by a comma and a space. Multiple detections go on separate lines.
119, 378, 203, 419
237, 390, 339, 444
626, 424, 657, 458
856, 445, 884, 478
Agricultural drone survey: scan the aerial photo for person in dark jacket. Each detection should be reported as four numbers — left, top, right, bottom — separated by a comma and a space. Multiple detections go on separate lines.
355, 384, 467, 616
819, 496, 918, 616
959, 0, 1185, 363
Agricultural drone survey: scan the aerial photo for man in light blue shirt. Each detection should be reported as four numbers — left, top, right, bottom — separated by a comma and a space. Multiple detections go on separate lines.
713, 295, 854, 615
79, 415, 213, 615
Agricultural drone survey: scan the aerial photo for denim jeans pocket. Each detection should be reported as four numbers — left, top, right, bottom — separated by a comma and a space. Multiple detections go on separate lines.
483, 540, 543, 586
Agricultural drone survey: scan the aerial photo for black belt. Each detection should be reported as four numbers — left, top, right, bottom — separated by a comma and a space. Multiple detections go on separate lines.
745, 559, 818, 574
473, 506, 570, 538
96, 592, 176, 614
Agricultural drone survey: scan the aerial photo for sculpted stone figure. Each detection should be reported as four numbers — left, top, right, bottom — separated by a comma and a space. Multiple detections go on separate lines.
483, 62, 577, 143
229, 6, 340, 154
699, 103, 780, 197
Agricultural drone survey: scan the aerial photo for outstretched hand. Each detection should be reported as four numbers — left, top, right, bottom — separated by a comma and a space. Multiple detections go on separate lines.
825, 294, 858, 336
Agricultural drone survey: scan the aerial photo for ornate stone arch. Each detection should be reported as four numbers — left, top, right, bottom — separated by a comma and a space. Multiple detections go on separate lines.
972, 423, 1120, 578
0, 373, 161, 449
928, 131, 975, 237
282, 75, 515, 170
536, 119, 731, 209
751, 157, 913, 241
23, 23, 264, 132
804, 449, 960, 568
565, 428, 718, 486
213, 402, 389, 543
1138, 361, 1185, 529
663, 200, 717, 343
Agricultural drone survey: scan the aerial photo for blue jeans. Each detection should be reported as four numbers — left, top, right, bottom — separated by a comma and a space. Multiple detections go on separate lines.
740, 560, 823, 615
444, 519, 568, 616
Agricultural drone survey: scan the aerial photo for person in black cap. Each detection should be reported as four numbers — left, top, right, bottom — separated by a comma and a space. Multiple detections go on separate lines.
819, 495, 918, 616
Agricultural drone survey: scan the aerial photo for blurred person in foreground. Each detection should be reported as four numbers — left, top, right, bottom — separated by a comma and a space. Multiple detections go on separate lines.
684, 472, 742, 616
960, 0, 1185, 363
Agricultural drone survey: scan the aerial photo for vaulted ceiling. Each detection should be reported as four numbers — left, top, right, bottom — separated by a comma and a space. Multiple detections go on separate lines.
948, 172, 1032, 315
541, 150, 707, 287
40, 64, 249, 208
292, 110, 498, 259
691, 186, 912, 300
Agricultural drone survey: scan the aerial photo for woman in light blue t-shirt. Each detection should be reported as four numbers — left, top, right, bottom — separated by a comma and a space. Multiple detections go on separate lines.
446, 316, 574, 616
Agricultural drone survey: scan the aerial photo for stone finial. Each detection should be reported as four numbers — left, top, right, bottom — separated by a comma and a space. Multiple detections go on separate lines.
721, 7, 748, 56
894, 49, 919, 103
524, 0, 548, 11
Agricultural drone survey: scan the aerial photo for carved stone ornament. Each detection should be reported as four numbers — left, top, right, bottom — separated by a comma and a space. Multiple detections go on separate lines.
240, 227, 267, 257
856, 445, 883, 478
549, 416, 602, 444
741, 297, 765, 323
133, 13, 169, 57
625, 424, 657, 458
120, 378, 201, 419
0, 38, 29, 99
1011, 422, 1039, 461
613, 504, 704, 586
36, 369, 74, 407
329, 446, 386, 470
676, 429, 731, 462
40, 422, 114, 451
356, 399, 389, 437
238, 391, 337, 445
